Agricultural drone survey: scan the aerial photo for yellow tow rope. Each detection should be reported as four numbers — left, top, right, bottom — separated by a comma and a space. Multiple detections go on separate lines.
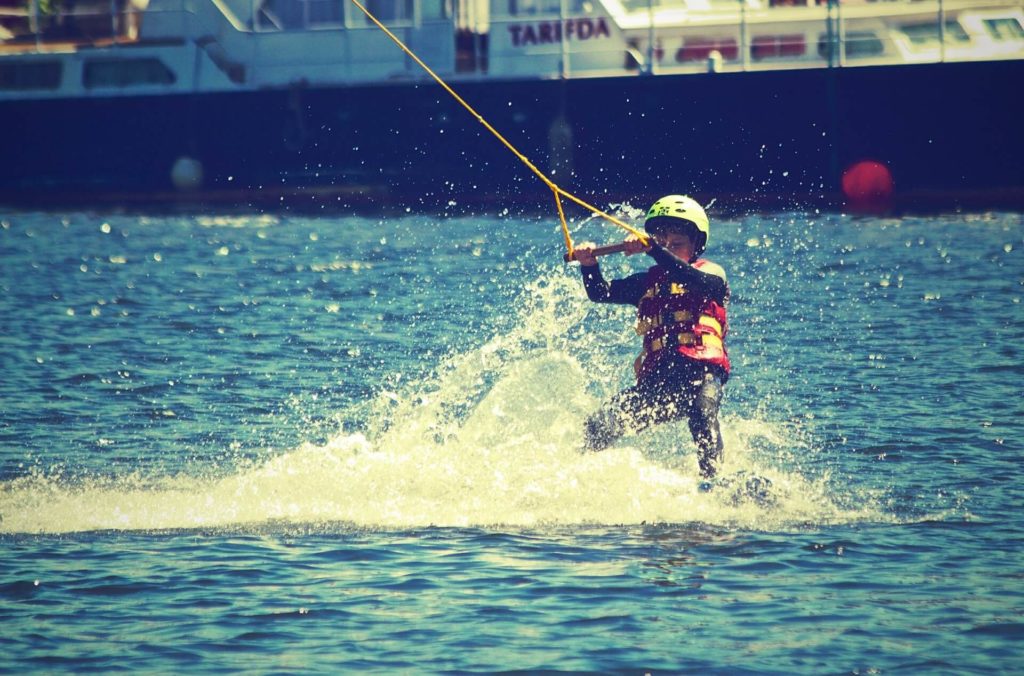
347, 0, 648, 259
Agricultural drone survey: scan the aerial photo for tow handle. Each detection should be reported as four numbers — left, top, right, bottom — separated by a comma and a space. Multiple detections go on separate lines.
562, 242, 634, 263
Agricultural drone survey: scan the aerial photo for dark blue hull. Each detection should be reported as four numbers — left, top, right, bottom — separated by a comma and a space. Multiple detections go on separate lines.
3, 58, 1022, 212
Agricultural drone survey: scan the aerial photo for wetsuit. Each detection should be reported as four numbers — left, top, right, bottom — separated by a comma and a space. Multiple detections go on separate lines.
580, 243, 729, 478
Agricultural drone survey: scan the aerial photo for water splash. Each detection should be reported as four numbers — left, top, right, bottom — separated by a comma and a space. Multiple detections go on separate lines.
0, 272, 884, 534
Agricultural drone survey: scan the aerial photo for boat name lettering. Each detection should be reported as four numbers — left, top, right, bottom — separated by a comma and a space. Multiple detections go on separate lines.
508, 18, 611, 47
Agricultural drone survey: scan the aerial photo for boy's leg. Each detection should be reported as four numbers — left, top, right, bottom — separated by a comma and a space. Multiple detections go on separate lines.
584, 380, 689, 451
584, 385, 646, 451
688, 372, 724, 478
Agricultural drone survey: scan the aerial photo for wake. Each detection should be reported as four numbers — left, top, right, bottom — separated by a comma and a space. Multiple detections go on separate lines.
0, 273, 884, 534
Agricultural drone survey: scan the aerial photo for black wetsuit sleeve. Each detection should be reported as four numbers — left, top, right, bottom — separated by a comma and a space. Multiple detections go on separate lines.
580, 265, 648, 305
646, 243, 729, 303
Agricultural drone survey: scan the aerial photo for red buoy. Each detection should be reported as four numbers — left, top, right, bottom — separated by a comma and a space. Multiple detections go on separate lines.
842, 160, 893, 212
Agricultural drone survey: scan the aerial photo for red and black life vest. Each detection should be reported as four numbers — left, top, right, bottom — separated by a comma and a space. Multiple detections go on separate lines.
633, 260, 730, 381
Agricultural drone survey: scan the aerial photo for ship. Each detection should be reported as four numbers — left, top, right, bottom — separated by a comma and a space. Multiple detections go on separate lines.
1, 0, 1023, 212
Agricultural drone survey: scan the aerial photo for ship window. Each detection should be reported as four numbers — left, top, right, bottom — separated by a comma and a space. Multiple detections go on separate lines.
619, 0, 680, 11
83, 58, 175, 89
900, 21, 970, 47
421, 0, 447, 20
258, 0, 344, 29
751, 34, 806, 60
307, 0, 344, 25
258, 0, 304, 29
818, 31, 884, 59
984, 18, 1024, 41
361, 0, 414, 22
677, 38, 738, 62
506, 0, 589, 16
0, 61, 62, 90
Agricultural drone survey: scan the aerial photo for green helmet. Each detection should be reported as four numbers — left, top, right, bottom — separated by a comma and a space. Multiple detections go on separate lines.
644, 195, 710, 256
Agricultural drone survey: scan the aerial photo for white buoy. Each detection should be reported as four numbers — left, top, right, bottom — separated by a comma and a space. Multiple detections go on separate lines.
170, 156, 204, 191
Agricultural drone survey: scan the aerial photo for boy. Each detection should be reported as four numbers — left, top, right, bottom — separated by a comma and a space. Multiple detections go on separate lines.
574, 195, 730, 479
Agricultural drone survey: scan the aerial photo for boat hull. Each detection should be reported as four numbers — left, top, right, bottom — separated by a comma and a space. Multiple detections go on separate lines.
2, 58, 1022, 212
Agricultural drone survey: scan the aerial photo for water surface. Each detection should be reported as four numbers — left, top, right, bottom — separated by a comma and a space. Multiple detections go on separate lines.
1, 208, 1021, 672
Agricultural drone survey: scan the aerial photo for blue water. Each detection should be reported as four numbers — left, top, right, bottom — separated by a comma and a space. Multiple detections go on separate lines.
1, 207, 1022, 673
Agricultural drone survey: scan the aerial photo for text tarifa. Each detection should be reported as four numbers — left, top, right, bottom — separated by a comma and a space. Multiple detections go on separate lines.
507, 17, 612, 47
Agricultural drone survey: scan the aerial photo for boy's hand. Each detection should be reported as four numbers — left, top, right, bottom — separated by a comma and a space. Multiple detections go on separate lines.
623, 235, 652, 255
573, 242, 599, 266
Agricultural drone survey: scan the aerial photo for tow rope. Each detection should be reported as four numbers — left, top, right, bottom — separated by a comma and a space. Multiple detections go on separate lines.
347, 0, 648, 260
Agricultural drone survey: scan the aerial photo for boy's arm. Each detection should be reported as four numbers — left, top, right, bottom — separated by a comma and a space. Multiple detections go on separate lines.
580, 263, 612, 302
646, 243, 729, 303
580, 264, 647, 305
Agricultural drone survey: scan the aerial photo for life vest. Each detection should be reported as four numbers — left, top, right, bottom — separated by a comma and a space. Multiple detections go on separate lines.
633, 260, 730, 381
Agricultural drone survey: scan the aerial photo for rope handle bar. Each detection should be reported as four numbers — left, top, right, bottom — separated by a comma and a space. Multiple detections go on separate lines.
562, 242, 635, 262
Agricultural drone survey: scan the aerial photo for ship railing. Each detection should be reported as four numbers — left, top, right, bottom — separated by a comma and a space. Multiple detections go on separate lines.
200, 0, 460, 87
0, 0, 157, 51
0, 0, 263, 52
0, 0, 440, 50
484, 0, 1024, 79
3, 0, 1021, 81
0, 0, 459, 88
